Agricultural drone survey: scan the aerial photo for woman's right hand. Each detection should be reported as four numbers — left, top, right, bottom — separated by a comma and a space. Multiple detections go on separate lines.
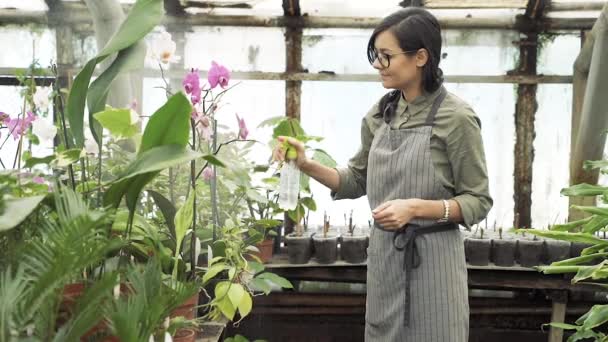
273, 136, 308, 169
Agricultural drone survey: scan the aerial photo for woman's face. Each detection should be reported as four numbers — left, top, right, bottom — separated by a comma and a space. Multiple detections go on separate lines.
372, 30, 426, 91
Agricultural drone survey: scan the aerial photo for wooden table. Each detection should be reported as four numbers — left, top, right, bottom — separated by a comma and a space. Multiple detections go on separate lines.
265, 254, 601, 342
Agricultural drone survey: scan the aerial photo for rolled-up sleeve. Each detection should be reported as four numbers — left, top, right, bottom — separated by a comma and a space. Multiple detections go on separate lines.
446, 108, 493, 228
331, 117, 374, 200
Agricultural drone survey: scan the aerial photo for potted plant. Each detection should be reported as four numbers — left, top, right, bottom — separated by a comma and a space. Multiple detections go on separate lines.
339, 210, 368, 264
465, 227, 492, 266
313, 212, 340, 264
491, 227, 517, 267
516, 229, 545, 267
284, 203, 314, 264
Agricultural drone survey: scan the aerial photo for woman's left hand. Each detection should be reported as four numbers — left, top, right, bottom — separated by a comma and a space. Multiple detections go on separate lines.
372, 199, 419, 230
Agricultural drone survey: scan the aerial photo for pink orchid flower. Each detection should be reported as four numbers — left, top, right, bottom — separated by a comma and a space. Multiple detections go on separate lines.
183, 69, 202, 104
202, 167, 215, 181
6, 111, 36, 140
235, 114, 248, 140
208, 61, 230, 89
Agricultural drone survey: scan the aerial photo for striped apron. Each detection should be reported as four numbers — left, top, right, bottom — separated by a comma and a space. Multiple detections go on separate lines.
365, 87, 469, 341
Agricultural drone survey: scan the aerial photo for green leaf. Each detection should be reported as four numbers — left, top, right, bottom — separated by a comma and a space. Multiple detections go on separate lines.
54, 148, 83, 167
203, 263, 226, 284
561, 183, 608, 197
119, 145, 202, 180
93, 106, 139, 138
312, 148, 337, 168
139, 92, 192, 153
546, 322, 580, 330
272, 118, 305, 138
258, 116, 285, 128
104, 146, 201, 210
551, 216, 593, 232
0, 196, 45, 231
518, 229, 608, 245
237, 291, 253, 318
87, 43, 146, 143
24, 154, 55, 168
300, 197, 317, 211
147, 190, 177, 239
552, 253, 608, 267
582, 216, 608, 234
203, 154, 227, 168
103, 92, 194, 210
573, 261, 607, 282
253, 164, 270, 172
247, 261, 265, 275
582, 304, 608, 330
256, 272, 293, 289
584, 160, 608, 171
571, 205, 608, 217
174, 192, 195, 249
228, 284, 246, 308
66, 0, 163, 147
250, 278, 272, 294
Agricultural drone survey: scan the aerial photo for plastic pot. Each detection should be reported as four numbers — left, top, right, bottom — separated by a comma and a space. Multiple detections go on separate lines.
313, 233, 339, 264
465, 237, 491, 266
173, 328, 197, 342
340, 234, 368, 264
285, 233, 313, 264
545, 239, 571, 264
254, 239, 274, 263
492, 238, 517, 267
517, 239, 544, 267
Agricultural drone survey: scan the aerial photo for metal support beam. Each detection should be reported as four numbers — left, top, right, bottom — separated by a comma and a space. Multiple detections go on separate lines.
282, 0, 302, 237
0, 67, 573, 84
0, 5, 599, 31
512, 0, 543, 229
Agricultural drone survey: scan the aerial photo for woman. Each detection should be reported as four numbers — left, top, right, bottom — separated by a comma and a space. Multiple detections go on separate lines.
275, 7, 492, 342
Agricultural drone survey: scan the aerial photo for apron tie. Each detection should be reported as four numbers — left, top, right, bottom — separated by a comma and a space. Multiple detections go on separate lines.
380, 222, 458, 327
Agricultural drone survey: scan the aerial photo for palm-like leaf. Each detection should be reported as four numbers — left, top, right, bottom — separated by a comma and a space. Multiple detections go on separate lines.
105, 261, 199, 342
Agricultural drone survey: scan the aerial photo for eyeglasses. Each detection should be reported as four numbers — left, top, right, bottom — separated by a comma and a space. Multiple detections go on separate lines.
370, 49, 419, 68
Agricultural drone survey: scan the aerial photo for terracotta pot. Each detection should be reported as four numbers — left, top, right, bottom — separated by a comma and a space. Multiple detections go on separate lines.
340, 234, 368, 264
173, 328, 196, 342
253, 239, 274, 263
171, 294, 199, 320
285, 233, 313, 264
465, 238, 491, 266
313, 233, 339, 264
491, 239, 517, 267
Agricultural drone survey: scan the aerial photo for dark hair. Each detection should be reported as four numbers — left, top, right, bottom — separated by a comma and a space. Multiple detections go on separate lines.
368, 8, 444, 122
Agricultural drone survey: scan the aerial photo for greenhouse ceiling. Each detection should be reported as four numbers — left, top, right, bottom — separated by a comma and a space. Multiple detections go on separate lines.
0, 0, 605, 31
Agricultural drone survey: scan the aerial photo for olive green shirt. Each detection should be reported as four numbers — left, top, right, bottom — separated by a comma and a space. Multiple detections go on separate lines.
332, 87, 493, 228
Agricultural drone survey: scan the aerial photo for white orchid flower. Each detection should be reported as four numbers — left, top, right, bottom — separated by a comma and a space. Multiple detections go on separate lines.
31, 117, 57, 145
150, 30, 180, 65
33, 87, 52, 112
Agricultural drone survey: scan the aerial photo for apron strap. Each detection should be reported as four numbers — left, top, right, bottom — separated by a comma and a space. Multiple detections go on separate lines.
391, 222, 458, 327
424, 86, 448, 126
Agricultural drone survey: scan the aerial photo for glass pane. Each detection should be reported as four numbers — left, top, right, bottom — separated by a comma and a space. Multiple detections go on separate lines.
442, 29, 519, 76
532, 84, 572, 228
184, 27, 285, 72
302, 29, 520, 76
444, 83, 516, 229
303, 28, 373, 75
302, 82, 515, 230
0, 28, 56, 68
301, 81, 386, 232
537, 32, 581, 75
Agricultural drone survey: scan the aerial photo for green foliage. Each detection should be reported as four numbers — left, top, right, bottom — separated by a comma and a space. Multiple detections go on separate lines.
94, 106, 139, 138
66, 0, 163, 147
526, 157, 608, 339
